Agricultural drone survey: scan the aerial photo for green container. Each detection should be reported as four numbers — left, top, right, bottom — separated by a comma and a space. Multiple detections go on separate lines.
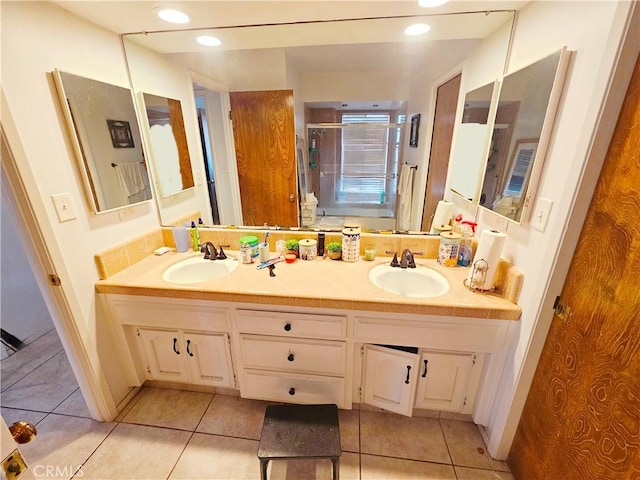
239, 235, 259, 258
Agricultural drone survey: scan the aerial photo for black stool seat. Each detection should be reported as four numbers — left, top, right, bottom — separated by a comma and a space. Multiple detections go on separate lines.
257, 404, 341, 480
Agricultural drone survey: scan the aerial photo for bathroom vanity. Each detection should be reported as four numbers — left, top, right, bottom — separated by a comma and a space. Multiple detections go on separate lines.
96, 250, 520, 426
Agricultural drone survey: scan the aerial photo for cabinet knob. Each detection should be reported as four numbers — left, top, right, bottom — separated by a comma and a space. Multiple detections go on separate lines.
172, 337, 180, 355
284, 323, 292, 332
287, 353, 295, 362
186, 339, 194, 357
405, 365, 412, 384
422, 359, 429, 378
289, 387, 296, 396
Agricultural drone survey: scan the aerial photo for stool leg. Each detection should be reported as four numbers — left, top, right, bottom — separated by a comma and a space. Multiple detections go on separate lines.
260, 459, 269, 480
331, 458, 339, 480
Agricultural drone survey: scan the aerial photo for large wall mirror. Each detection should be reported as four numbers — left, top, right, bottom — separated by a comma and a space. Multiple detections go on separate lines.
448, 81, 497, 203
141, 93, 195, 197
479, 47, 571, 223
52, 70, 152, 213
121, 10, 515, 230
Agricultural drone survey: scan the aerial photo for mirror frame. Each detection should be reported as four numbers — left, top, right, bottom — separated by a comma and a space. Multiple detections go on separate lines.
479, 47, 571, 224
52, 69, 152, 214
448, 80, 499, 204
141, 92, 195, 198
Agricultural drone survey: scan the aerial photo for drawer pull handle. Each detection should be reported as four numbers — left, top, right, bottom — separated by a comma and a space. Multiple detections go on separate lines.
284, 323, 292, 332
422, 359, 429, 378
289, 387, 296, 396
405, 365, 411, 384
186, 339, 194, 357
172, 338, 180, 355
287, 353, 295, 362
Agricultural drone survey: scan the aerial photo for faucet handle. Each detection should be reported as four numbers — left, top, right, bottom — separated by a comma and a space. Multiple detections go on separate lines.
390, 253, 400, 267
216, 246, 227, 260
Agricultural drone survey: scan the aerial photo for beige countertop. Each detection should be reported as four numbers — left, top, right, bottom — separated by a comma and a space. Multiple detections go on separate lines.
95, 251, 521, 320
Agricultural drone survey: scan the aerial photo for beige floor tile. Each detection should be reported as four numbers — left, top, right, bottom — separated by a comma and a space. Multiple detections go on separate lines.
80, 422, 191, 479
52, 388, 91, 418
361, 454, 456, 480
0, 407, 47, 427
121, 387, 212, 431
455, 466, 515, 479
0, 351, 78, 412
18, 414, 115, 480
360, 411, 450, 464
441, 420, 509, 471
197, 395, 270, 440
169, 433, 260, 480
268, 452, 360, 480
339, 409, 359, 453
0, 329, 63, 392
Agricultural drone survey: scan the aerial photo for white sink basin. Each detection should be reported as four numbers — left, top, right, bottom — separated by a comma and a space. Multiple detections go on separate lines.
369, 264, 450, 298
162, 256, 239, 284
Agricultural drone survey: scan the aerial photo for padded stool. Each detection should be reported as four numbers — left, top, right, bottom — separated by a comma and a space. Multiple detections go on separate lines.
257, 404, 341, 480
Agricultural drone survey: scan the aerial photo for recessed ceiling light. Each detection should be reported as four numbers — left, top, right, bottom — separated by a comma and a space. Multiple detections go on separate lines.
196, 35, 222, 47
404, 23, 431, 36
155, 8, 190, 24
418, 0, 449, 7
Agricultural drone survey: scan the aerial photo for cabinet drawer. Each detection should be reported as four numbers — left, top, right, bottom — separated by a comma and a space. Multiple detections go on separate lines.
236, 310, 346, 339
241, 369, 345, 408
239, 335, 345, 376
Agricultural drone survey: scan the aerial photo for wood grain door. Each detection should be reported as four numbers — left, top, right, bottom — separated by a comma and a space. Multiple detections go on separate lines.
508, 54, 640, 479
230, 90, 298, 226
421, 74, 461, 231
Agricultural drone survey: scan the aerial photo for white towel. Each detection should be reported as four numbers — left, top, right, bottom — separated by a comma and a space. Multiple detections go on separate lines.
396, 164, 415, 231
115, 162, 147, 197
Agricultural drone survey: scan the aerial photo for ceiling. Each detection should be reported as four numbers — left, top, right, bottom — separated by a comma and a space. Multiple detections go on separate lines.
53, 1, 530, 37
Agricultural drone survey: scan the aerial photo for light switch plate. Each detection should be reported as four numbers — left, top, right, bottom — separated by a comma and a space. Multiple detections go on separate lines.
531, 197, 553, 232
51, 193, 76, 222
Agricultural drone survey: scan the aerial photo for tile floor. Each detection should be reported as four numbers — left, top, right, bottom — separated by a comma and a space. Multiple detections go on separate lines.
1, 329, 514, 479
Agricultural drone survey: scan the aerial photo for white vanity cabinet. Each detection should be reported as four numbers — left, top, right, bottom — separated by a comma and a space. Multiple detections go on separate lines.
234, 309, 351, 408
101, 294, 236, 389
137, 327, 234, 387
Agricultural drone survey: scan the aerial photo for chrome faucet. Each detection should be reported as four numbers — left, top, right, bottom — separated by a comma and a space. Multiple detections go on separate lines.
200, 242, 218, 260
399, 249, 416, 269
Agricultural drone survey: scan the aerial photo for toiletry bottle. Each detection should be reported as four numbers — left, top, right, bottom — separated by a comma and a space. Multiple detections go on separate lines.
198, 217, 204, 227
317, 233, 325, 257
190, 221, 200, 251
457, 221, 476, 266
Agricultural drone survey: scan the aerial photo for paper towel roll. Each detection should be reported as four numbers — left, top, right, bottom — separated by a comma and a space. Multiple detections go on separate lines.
467, 229, 506, 290
430, 200, 454, 234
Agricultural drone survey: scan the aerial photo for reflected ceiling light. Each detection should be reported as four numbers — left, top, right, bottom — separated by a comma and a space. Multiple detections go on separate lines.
155, 8, 190, 24
404, 23, 431, 36
418, 0, 449, 7
196, 35, 222, 47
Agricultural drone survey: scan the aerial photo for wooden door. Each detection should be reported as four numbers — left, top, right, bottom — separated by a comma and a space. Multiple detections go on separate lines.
414, 351, 475, 412
508, 55, 640, 479
230, 90, 298, 226
421, 74, 461, 231
183, 331, 234, 387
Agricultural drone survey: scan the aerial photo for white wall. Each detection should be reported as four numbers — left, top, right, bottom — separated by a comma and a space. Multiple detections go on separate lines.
1, 2, 162, 414
459, 0, 636, 458
1, 196, 53, 346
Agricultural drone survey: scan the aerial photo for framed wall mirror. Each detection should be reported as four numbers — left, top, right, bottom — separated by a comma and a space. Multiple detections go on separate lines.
52, 70, 152, 213
448, 81, 497, 203
141, 93, 195, 198
479, 47, 571, 223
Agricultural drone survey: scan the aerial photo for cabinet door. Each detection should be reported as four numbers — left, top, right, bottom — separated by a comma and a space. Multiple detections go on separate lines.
362, 345, 418, 416
183, 331, 235, 387
414, 351, 473, 412
138, 328, 189, 382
